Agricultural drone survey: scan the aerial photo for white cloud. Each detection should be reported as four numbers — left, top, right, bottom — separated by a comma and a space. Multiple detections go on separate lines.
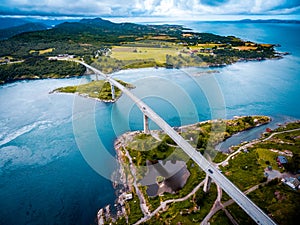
0, 0, 299, 18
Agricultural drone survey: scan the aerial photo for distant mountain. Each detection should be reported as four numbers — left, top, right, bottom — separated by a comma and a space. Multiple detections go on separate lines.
79, 17, 116, 28
235, 19, 300, 24
0, 18, 29, 29
32, 17, 184, 42
53, 17, 153, 35
0, 17, 80, 30
0, 22, 48, 40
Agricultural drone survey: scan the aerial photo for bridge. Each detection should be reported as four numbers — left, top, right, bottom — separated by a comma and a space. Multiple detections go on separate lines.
74, 60, 277, 225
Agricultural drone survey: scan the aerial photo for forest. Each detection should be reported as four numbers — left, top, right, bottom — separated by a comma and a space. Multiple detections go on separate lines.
0, 56, 85, 83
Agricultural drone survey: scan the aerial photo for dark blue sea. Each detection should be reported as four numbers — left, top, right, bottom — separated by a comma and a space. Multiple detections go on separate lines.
0, 21, 299, 224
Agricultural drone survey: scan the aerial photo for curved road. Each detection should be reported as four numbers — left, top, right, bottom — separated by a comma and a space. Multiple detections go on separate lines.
74, 60, 277, 225
263, 128, 300, 141
218, 127, 300, 167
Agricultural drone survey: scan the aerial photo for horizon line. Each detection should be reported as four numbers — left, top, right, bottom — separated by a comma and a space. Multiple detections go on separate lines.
1, 14, 300, 22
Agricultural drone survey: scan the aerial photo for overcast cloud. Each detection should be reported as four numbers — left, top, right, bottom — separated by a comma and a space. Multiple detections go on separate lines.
0, 0, 299, 19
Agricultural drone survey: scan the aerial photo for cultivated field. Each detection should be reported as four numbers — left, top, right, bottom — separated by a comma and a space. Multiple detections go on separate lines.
111, 46, 180, 64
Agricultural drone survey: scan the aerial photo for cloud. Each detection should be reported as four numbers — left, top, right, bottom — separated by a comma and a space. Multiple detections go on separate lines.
0, 0, 299, 18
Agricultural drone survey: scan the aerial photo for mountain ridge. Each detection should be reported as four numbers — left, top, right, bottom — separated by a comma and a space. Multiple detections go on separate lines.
0, 22, 48, 40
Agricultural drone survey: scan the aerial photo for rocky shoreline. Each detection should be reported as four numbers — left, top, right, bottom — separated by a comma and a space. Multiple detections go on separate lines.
49, 90, 120, 103
97, 131, 142, 224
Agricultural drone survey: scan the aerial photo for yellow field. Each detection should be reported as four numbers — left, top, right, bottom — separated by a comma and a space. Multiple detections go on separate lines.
111, 46, 179, 64
29, 48, 54, 55
260, 44, 273, 48
39, 48, 54, 54
195, 44, 222, 48
233, 46, 258, 51
148, 35, 177, 40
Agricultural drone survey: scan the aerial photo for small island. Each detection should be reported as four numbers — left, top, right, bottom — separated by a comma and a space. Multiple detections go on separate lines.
51, 79, 134, 102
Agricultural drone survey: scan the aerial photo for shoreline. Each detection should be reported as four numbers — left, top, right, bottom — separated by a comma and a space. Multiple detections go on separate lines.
49, 90, 120, 103
0, 51, 287, 86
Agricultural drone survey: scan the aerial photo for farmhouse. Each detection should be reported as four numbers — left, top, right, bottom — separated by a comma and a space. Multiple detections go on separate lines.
276, 155, 288, 167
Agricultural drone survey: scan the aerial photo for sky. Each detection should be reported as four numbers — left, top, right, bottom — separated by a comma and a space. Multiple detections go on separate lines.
0, 0, 300, 21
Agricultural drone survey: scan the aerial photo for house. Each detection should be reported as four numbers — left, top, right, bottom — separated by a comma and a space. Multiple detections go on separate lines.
276, 155, 288, 167
266, 127, 272, 132
199, 48, 213, 53
123, 193, 133, 201
282, 177, 300, 189
94, 48, 111, 57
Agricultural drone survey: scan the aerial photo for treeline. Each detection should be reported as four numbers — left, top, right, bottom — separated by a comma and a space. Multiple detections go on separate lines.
165, 45, 277, 68
0, 56, 85, 83
197, 46, 276, 66
213, 46, 275, 59
0, 38, 98, 58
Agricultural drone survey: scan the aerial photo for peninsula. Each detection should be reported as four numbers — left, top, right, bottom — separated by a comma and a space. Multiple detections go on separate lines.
99, 116, 300, 225
0, 18, 285, 84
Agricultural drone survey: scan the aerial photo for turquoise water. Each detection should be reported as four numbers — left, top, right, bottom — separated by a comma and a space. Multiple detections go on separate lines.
0, 22, 300, 224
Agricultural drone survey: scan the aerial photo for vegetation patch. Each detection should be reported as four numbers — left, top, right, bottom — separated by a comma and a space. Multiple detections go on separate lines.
224, 181, 300, 225
0, 56, 85, 83
225, 149, 265, 191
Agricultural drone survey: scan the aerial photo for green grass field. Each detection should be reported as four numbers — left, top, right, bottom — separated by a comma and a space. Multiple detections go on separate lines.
111, 46, 180, 64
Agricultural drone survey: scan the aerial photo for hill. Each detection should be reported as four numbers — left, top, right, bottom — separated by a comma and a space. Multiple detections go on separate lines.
0, 22, 48, 40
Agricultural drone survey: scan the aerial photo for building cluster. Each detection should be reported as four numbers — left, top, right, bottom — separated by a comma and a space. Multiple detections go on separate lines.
94, 48, 111, 58
274, 155, 300, 190
48, 54, 75, 60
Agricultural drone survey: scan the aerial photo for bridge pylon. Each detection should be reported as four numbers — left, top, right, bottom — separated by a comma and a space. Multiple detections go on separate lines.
110, 83, 115, 100
143, 114, 150, 134
203, 174, 212, 193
